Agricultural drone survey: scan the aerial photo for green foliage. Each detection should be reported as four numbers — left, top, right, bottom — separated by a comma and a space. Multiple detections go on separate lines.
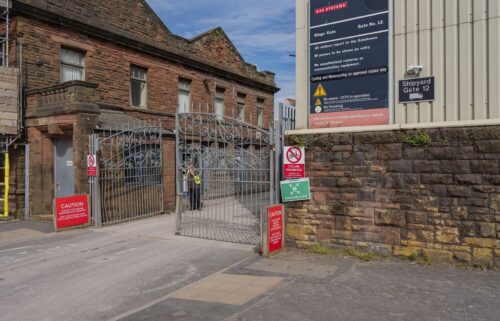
401, 253, 430, 266
289, 135, 306, 148
307, 244, 340, 256
307, 245, 385, 262
403, 132, 432, 146
345, 248, 386, 261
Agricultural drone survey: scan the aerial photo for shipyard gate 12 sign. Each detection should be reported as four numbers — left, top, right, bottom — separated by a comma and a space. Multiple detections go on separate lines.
309, 0, 390, 128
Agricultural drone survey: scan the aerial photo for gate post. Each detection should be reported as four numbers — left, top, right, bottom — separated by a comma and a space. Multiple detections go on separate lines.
174, 112, 181, 235
89, 134, 102, 226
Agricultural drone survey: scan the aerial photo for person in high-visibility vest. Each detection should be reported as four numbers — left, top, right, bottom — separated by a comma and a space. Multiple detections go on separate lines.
187, 163, 202, 211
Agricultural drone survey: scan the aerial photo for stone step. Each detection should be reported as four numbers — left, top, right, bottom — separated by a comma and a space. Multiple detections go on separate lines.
0, 216, 18, 224
33, 214, 54, 222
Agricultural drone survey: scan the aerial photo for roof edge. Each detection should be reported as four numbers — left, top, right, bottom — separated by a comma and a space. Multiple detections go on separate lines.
13, 1, 279, 93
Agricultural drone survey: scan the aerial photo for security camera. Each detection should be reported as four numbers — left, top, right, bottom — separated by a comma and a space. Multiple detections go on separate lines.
407, 65, 423, 75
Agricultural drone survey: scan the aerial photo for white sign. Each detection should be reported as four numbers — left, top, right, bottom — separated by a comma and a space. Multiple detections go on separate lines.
283, 146, 305, 179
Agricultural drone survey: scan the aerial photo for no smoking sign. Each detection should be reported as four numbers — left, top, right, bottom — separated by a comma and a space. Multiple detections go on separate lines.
284, 146, 305, 179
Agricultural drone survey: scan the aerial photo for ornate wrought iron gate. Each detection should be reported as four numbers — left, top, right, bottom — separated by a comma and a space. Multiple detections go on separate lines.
175, 111, 276, 245
90, 120, 164, 226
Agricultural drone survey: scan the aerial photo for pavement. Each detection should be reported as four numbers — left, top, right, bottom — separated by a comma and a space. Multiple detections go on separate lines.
1, 215, 499, 321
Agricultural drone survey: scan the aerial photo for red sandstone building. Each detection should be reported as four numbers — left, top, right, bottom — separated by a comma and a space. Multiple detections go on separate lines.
0, 0, 278, 220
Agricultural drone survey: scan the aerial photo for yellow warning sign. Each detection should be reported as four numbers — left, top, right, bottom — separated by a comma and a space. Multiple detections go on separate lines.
313, 83, 327, 97
315, 98, 322, 106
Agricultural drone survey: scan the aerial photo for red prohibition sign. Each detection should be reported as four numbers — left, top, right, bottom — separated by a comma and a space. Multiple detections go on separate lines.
88, 155, 95, 167
286, 147, 302, 164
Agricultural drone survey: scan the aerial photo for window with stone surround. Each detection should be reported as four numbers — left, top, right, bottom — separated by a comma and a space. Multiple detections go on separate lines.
215, 87, 225, 120
61, 47, 85, 82
237, 93, 246, 122
178, 78, 191, 113
130, 65, 148, 108
257, 98, 265, 127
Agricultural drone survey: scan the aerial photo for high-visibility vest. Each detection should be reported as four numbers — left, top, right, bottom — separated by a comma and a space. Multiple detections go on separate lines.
194, 174, 201, 185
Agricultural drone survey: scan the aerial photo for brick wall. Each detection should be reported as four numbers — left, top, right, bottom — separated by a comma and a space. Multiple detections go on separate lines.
15, 0, 276, 85
18, 0, 174, 46
285, 126, 500, 268
16, 16, 275, 128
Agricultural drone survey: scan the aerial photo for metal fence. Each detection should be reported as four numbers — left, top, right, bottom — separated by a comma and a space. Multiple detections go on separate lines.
90, 120, 164, 226
175, 107, 276, 245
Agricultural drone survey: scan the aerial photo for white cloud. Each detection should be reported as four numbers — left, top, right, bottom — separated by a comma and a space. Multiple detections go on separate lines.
146, 0, 296, 106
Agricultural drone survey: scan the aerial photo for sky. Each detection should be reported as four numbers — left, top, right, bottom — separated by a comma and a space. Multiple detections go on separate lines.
146, 0, 296, 104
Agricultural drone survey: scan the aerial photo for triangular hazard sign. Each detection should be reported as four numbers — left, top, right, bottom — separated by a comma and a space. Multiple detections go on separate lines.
314, 84, 327, 97
315, 98, 322, 106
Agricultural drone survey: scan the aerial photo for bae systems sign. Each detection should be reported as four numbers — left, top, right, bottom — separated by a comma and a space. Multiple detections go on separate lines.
309, 0, 390, 128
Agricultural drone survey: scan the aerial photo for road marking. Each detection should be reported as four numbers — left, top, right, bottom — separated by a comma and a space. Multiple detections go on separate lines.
0, 246, 32, 254
106, 255, 258, 321
114, 248, 137, 256
142, 264, 197, 294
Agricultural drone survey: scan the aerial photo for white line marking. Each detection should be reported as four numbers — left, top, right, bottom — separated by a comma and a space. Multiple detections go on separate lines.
310, 29, 389, 46
114, 248, 137, 256
0, 246, 32, 254
106, 255, 257, 321
310, 11, 389, 29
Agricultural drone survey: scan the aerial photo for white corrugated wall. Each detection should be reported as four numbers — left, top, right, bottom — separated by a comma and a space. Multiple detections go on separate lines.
393, 0, 500, 124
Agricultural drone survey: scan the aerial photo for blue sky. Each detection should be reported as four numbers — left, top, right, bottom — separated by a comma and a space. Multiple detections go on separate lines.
147, 0, 296, 104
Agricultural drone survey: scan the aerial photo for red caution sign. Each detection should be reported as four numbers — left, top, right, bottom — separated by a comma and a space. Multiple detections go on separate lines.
55, 195, 89, 230
284, 146, 305, 179
87, 154, 97, 177
268, 205, 284, 254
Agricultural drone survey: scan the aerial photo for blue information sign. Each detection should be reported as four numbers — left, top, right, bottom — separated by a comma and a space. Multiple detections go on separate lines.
309, 0, 390, 128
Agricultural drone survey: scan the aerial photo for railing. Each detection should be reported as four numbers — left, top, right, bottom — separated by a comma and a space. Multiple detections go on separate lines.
26, 81, 100, 118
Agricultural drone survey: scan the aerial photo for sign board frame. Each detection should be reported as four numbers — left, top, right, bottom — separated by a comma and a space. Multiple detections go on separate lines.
266, 204, 284, 256
87, 154, 97, 177
308, 0, 393, 128
53, 194, 90, 231
281, 178, 311, 203
398, 76, 435, 104
283, 146, 305, 179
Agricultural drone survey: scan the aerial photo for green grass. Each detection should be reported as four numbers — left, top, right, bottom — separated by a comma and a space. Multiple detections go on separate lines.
307, 244, 385, 262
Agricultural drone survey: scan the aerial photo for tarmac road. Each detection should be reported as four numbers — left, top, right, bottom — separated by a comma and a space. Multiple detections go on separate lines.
0, 215, 254, 321
1, 216, 498, 321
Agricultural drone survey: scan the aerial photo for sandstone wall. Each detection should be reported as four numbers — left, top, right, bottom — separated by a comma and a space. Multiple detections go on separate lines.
0, 67, 19, 135
285, 126, 500, 268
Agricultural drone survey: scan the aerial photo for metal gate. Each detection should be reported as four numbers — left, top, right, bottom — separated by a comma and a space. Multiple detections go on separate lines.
90, 120, 164, 226
175, 111, 277, 245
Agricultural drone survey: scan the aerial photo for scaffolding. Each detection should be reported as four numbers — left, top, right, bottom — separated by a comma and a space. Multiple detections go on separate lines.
0, 1, 16, 218
0, 0, 10, 67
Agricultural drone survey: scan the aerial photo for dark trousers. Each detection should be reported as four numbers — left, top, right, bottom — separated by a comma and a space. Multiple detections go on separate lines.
189, 186, 201, 210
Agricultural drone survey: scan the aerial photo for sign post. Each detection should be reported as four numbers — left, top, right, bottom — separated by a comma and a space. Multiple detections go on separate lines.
284, 146, 305, 179
54, 194, 90, 231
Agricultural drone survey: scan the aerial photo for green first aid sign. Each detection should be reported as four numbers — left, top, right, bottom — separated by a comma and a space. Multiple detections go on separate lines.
281, 178, 311, 203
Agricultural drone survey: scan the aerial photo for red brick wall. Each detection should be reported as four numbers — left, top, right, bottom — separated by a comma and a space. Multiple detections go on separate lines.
20, 0, 174, 45
190, 29, 245, 73
16, 16, 275, 127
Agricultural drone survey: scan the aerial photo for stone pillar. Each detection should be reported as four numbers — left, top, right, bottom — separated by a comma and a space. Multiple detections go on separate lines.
73, 113, 99, 196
